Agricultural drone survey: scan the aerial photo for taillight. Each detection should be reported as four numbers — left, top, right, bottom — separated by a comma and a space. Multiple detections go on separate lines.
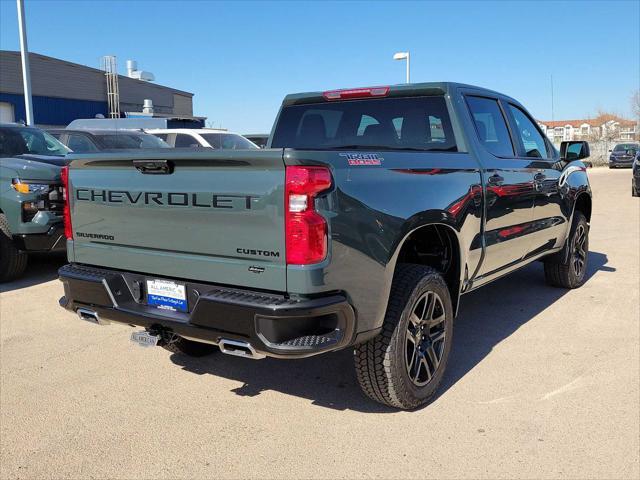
285, 166, 332, 265
323, 86, 390, 101
60, 166, 73, 239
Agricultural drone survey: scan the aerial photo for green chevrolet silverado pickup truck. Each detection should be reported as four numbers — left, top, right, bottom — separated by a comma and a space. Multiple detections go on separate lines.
0, 124, 70, 281
58, 83, 592, 409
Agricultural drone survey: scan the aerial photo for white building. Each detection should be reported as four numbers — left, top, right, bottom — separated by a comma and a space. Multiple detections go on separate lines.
538, 115, 638, 144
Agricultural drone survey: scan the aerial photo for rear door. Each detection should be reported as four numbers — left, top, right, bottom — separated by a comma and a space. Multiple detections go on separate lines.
68, 149, 287, 291
464, 95, 537, 279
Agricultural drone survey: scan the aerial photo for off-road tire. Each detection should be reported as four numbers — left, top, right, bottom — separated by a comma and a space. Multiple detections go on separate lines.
161, 336, 218, 357
354, 264, 454, 410
0, 214, 28, 282
544, 212, 589, 289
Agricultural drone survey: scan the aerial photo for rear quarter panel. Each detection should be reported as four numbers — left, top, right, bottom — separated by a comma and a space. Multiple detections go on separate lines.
284, 149, 483, 333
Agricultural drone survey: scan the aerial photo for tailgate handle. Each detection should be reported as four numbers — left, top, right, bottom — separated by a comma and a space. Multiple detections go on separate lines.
133, 159, 173, 174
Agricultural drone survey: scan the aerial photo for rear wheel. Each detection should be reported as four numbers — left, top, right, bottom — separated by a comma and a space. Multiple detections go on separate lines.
0, 214, 28, 283
354, 264, 453, 410
161, 335, 218, 357
544, 212, 589, 288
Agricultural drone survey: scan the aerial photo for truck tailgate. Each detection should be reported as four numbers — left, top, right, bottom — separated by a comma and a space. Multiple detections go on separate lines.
68, 149, 286, 291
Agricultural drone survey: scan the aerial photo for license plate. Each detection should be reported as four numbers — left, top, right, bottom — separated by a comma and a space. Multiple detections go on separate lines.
130, 331, 159, 347
146, 279, 187, 312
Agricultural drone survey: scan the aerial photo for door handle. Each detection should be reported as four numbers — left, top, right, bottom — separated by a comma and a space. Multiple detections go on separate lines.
487, 174, 504, 186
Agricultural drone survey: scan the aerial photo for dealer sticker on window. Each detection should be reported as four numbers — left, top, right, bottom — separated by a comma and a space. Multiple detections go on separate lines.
146, 279, 187, 312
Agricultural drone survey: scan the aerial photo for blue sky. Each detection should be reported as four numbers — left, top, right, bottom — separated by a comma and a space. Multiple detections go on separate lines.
1, 0, 639, 132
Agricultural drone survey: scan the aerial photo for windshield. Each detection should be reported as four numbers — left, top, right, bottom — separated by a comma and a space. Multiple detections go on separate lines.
0, 127, 70, 157
271, 96, 458, 152
96, 133, 170, 149
614, 143, 639, 152
200, 133, 259, 150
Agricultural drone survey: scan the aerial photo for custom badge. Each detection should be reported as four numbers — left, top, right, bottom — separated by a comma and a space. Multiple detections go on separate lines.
339, 153, 383, 166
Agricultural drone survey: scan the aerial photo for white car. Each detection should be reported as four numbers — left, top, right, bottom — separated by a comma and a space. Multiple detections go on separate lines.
145, 129, 259, 150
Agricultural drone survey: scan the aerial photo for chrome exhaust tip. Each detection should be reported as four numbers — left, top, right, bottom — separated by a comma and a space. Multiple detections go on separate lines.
218, 338, 265, 360
76, 307, 109, 325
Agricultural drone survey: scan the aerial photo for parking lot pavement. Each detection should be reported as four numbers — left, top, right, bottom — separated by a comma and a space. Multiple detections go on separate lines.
0, 168, 638, 479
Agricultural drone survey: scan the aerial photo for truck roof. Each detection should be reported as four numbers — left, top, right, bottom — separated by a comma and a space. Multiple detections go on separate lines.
282, 82, 515, 106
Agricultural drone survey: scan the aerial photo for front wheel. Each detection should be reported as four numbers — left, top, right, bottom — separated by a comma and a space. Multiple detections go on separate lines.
354, 264, 453, 410
544, 212, 589, 288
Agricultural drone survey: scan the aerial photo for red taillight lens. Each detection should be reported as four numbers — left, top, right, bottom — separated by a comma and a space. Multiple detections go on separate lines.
60, 166, 73, 240
323, 86, 390, 101
285, 166, 332, 265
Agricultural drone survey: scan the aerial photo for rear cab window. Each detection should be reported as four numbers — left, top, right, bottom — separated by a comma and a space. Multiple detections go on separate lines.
271, 96, 457, 152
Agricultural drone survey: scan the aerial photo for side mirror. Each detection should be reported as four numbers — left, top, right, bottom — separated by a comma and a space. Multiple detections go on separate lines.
560, 141, 590, 161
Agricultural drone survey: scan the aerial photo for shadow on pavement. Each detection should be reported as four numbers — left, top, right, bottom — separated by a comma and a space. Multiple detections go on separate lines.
170, 251, 613, 412
0, 253, 66, 294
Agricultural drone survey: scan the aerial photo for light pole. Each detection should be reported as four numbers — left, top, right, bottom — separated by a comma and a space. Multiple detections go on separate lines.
16, 0, 33, 125
393, 51, 410, 84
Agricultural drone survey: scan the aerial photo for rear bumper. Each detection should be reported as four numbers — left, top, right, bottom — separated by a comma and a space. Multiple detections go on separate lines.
58, 263, 356, 359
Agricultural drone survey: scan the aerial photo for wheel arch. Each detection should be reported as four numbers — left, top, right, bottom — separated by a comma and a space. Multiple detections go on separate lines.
573, 191, 592, 223
389, 221, 464, 316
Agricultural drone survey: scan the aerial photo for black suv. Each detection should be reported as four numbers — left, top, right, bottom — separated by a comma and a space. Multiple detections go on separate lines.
609, 143, 638, 168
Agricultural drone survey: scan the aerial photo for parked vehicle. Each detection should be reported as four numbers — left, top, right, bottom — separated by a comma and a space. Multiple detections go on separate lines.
243, 134, 269, 148
145, 129, 259, 149
633, 151, 640, 197
58, 83, 592, 409
48, 129, 169, 152
608, 143, 638, 168
66, 117, 205, 130
0, 123, 70, 281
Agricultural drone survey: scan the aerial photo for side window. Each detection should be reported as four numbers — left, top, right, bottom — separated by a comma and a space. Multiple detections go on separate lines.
152, 133, 168, 142
508, 105, 549, 159
67, 134, 98, 153
466, 96, 514, 157
174, 134, 199, 148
